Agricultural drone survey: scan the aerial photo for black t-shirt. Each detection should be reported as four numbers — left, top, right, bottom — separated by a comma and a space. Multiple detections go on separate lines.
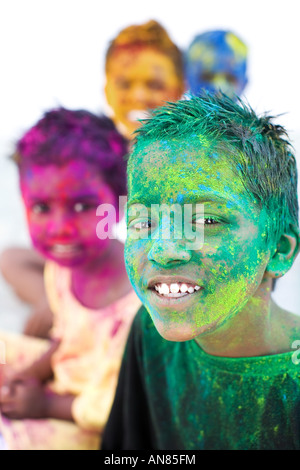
102, 306, 300, 450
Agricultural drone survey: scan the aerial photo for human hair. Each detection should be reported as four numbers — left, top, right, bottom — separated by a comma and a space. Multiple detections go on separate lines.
129, 93, 298, 244
13, 107, 129, 198
105, 19, 184, 83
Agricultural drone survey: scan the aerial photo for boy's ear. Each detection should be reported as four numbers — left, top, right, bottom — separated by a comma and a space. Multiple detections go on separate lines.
265, 224, 300, 279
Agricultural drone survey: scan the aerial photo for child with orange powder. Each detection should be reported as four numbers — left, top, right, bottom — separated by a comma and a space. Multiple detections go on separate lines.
104, 19, 184, 140
0, 108, 140, 450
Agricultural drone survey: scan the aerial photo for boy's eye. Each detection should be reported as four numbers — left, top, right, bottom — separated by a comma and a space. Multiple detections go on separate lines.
194, 217, 219, 225
147, 80, 165, 91
200, 71, 215, 82
133, 221, 152, 230
223, 73, 238, 85
31, 202, 50, 214
128, 220, 152, 231
116, 78, 131, 90
73, 202, 94, 213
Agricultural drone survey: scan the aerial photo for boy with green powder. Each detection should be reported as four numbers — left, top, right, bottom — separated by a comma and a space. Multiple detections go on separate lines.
102, 94, 300, 450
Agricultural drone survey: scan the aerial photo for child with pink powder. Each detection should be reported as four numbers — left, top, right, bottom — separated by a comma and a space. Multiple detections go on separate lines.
0, 108, 140, 450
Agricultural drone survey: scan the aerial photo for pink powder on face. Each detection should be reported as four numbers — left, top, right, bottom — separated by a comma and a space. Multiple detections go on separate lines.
20, 161, 118, 268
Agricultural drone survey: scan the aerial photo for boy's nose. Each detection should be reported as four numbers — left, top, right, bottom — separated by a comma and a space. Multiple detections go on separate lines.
47, 212, 77, 238
147, 239, 191, 267
131, 84, 149, 103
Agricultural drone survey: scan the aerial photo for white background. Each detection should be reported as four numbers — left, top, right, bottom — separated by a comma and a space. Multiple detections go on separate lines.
0, 0, 299, 153
0, 0, 299, 329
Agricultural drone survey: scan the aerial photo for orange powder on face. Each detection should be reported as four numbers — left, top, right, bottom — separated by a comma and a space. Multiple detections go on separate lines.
105, 47, 184, 139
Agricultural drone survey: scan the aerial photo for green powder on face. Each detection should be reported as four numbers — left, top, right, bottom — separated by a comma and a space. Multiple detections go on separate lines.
126, 136, 275, 346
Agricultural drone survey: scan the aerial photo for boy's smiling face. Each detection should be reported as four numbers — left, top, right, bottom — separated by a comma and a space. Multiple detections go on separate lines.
105, 47, 183, 139
125, 137, 273, 341
20, 160, 117, 268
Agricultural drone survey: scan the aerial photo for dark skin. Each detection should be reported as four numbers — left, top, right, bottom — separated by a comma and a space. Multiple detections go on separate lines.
0, 247, 53, 338
0, 340, 74, 420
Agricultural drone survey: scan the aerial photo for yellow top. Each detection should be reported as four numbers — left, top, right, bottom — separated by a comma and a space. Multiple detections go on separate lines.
45, 261, 141, 431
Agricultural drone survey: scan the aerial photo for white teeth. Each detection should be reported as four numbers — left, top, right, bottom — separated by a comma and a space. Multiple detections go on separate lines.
170, 283, 180, 293
154, 282, 200, 297
160, 284, 170, 295
53, 245, 74, 253
52, 244, 78, 253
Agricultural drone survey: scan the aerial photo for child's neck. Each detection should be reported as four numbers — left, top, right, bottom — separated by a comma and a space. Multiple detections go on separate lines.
70, 240, 132, 310
195, 275, 300, 358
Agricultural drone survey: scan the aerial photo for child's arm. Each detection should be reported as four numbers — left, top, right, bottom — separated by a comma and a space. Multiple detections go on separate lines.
0, 247, 53, 338
0, 340, 59, 416
0, 377, 75, 421
44, 392, 75, 421
8, 338, 60, 384
0, 340, 76, 421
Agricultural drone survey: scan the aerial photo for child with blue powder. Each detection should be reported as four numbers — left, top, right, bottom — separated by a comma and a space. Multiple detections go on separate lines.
102, 93, 300, 450
0, 108, 140, 450
184, 29, 248, 99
